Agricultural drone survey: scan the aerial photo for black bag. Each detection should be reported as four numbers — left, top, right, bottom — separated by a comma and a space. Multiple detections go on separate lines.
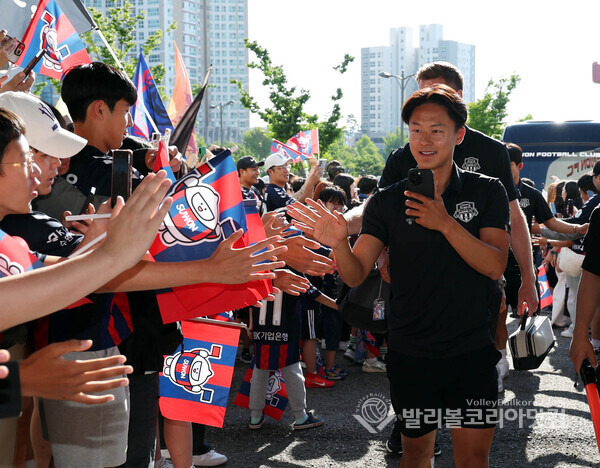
337, 268, 390, 334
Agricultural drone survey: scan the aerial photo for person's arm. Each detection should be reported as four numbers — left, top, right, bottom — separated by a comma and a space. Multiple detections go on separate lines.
540, 226, 582, 241
19, 339, 133, 404
0, 172, 173, 331
570, 270, 600, 371
315, 292, 338, 310
293, 157, 322, 203
544, 217, 588, 236
288, 199, 382, 287
405, 183, 509, 280
508, 199, 538, 315
98, 232, 286, 292
344, 203, 366, 236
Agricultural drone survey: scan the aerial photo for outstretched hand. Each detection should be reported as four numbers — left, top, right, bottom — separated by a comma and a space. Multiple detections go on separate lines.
19, 339, 133, 404
287, 198, 349, 249
207, 230, 287, 284
273, 269, 310, 296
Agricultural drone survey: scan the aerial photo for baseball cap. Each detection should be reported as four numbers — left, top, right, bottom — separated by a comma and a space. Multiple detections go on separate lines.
237, 156, 264, 171
264, 152, 292, 171
0, 91, 86, 158
594, 161, 600, 176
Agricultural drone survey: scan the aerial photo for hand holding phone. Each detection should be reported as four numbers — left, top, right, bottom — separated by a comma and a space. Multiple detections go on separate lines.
1, 36, 25, 64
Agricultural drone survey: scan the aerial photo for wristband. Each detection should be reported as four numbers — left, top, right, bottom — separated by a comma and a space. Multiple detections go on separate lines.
547, 241, 553, 249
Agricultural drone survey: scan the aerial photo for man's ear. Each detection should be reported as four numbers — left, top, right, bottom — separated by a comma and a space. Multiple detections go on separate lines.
456, 126, 466, 145
89, 100, 106, 121
518, 162, 524, 171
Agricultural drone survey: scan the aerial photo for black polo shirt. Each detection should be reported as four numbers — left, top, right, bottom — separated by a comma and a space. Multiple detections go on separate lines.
265, 183, 294, 212
379, 126, 518, 203
582, 207, 600, 276
64, 144, 143, 197
362, 164, 510, 358
518, 180, 554, 230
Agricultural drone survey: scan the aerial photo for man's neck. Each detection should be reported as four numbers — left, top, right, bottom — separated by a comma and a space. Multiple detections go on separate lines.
432, 163, 453, 195
240, 180, 252, 190
73, 122, 109, 154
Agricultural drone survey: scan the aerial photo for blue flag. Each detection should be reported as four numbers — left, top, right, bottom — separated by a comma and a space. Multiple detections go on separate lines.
130, 51, 173, 139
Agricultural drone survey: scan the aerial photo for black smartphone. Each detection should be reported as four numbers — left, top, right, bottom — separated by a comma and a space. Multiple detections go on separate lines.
111, 150, 132, 207
407, 168, 434, 199
1, 36, 25, 64
22, 49, 45, 76
406, 168, 434, 220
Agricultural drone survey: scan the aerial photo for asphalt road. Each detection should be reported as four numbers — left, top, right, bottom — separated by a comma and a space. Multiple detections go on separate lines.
202, 317, 600, 468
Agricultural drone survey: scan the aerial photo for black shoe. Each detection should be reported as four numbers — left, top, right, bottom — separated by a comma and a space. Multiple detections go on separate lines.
385, 420, 442, 456
240, 350, 252, 364
385, 419, 402, 454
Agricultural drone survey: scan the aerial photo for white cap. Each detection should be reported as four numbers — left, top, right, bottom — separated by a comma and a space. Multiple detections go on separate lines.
0, 91, 86, 158
264, 151, 292, 171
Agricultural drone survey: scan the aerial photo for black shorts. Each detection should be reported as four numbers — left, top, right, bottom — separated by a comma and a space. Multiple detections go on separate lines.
234, 307, 251, 321
301, 308, 317, 340
387, 345, 500, 438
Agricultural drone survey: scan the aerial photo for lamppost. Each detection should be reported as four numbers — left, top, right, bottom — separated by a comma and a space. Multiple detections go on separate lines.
209, 100, 235, 145
379, 70, 416, 144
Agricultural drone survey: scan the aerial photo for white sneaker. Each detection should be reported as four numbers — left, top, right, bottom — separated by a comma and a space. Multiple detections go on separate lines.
192, 449, 228, 467
338, 340, 349, 351
561, 325, 574, 338
496, 357, 509, 393
362, 357, 386, 373
156, 458, 174, 468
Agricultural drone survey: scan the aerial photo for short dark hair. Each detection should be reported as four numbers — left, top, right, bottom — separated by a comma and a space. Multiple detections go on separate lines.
333, 173, 355, 206
578, 173, 597, 194
505, 143, 523, 165
357, 175, 378, 195
416, 62, 464, 92
318, 185, 347, 206
61, 62, 137, 122
291, 177, 305, 193
0, 108, 26, 173
326, 160, 344, 181
401, 84, 467, 130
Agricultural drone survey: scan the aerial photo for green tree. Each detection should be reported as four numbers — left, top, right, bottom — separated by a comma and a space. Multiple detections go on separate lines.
324, 135, 385, 177
238, 127, 272, 158
467, 74, 520, 139
382, 127, 404, 158
231, 40, 354, 154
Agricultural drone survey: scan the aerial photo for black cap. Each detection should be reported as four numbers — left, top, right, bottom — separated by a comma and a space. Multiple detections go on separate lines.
594, 161, 600, 176
237, 156, 264, 171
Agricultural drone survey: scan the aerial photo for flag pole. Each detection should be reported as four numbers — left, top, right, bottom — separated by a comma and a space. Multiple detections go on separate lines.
190, 316, 249, 331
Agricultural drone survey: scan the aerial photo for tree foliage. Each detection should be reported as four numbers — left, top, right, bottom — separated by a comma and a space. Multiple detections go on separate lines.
324, 135, 385, 177
467, 74, 520, 139
231, 39, 354, 154
238, 127, 272, 158
382, 127, 404, 158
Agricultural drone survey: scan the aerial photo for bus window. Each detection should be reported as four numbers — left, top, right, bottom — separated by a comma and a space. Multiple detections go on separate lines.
501, 121, 600, 189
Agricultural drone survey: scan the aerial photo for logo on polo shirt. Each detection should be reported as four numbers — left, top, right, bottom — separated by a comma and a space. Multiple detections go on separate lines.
461, 157, 481, 172
519, 198, 530, 209
453, 201, 479, 223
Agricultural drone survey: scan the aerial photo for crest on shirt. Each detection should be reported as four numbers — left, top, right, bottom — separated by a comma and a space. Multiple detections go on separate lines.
519, 198, 530, 209
453, 201, 479, 223
461, 157, 481, 172
0, 254, 25, 276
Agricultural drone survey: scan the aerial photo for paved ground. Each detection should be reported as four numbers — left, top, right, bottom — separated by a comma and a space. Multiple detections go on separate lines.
201, 316, 600, 467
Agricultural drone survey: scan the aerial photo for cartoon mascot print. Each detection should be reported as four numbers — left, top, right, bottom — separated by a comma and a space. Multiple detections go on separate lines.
163, 345, 223, 402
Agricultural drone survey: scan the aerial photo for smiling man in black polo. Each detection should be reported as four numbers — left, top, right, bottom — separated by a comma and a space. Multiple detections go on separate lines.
288, 85, 510, 468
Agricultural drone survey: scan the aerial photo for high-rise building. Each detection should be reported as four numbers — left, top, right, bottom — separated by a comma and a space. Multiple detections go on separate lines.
361, 24, 475, 144
42, 0, 250, 145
